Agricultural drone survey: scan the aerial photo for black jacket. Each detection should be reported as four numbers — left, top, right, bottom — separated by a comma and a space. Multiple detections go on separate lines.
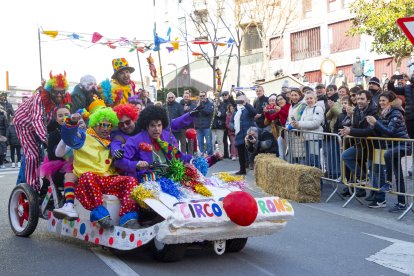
212, 101, 227, 129
164, 101, 184, 132
253, 96, 268, 128
194, 100, 214, 129
374, 104, 409, 139
349, 101, 378, 137
0, 101, 14, 118
0, 112, 8, 136
388, 82, 414, 121
6, 125, 20, 146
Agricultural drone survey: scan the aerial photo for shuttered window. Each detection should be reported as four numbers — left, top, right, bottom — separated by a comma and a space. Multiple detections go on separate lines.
269, 37, 284, 60
290, 27, 321, 61
243, 25, 263, 52
329, 20, 360, 53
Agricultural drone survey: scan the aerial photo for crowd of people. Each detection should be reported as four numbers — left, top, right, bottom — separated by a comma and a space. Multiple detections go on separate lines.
3, 55, 414, 226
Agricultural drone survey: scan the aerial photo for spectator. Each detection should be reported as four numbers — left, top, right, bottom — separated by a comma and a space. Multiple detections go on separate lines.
194, 91, 214, 155
139, 89, 153, 108
368, 77, 382, 105
363, 58, 375, 87
180, 91, 196, 154
388, 73, 414, 176
253, 86, 268, 130
0, 106, 7, 169
220, 91, 235, 159
230, 94, 256, 175
315, 83, 328, 112
366, 91, 411, 212
286, 88, 306, 162
339, 90, 379, 200
245, 127, 278, 160
6, 117, 21, 168
325, 84, 342, 179
225, 104, 237, 160
0, 92, 14, 121
334, 69, 348, 88
352, 56, 364, 86
349, 86, 361, 108
338, 85, 350, 100
164, 92, 185, 152
211, 97, 226, 156
290, 91, 324, 167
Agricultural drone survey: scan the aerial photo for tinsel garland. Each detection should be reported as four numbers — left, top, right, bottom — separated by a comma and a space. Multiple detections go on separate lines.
217, 172, 244, 183
192, 156, 208, 176
168, 159, 185, 182
183, 163, 200, 181
182, 180, 212, 197
158, 177, 182, 199
100, 79, 113, 105
130, 185, 157, 208
204, 176, 247, 191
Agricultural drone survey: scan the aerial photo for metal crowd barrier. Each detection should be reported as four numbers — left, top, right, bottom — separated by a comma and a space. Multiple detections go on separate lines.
284, 129, 414, 220
341, 136, 414, 220
285, 129, 343, 203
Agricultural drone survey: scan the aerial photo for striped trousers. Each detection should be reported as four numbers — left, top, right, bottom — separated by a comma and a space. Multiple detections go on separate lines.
15, 130, 41, 192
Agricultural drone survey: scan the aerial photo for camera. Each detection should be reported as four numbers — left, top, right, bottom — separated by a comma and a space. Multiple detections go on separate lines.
235, 99, 244, 105
248, 135, 254, 141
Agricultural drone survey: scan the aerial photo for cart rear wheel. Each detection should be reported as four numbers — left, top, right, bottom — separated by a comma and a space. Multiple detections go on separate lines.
8, 184, 39, 237
225, 238, 248, 253
150, 238, 187, 262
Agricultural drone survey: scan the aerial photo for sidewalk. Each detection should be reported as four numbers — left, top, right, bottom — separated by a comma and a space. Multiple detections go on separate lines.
209, 159, 414, 236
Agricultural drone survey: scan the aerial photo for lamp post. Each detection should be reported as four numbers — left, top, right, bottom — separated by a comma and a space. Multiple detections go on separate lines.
168, 63, 178, 97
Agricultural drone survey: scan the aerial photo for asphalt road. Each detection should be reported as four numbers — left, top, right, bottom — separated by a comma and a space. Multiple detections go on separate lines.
1, 160, 413, 276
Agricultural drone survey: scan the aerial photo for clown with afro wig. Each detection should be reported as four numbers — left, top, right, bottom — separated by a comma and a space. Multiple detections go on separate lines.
60, 106, 140, 229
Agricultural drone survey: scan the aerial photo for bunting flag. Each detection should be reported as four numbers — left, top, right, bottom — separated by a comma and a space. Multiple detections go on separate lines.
192, 52, 203, 56
227, 37, 235, 48
43, 30, 58, 38
192, 40, 210, 45
91, 32, 103, 43
153, 27, 171, 51
171, 38, 179, 50
166, 46, 174, 53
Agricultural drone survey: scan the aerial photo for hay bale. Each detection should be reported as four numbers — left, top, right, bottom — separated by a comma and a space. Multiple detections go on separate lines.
255, 154, 323, 203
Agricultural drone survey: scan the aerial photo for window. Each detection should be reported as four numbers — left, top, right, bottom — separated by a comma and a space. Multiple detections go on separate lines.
327, 0, 342, 12
243, 25, 263, 52
305, 70, 322, 84
302, 0, 312, 18
329, 20, 360, 53
269, 37, 284, 60
290, 27, 321, 61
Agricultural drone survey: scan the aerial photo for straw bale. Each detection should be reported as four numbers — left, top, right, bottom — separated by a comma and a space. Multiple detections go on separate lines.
255, 154, 323, 203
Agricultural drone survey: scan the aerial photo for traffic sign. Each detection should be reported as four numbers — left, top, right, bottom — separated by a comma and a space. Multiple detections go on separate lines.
397, 17, 414, 45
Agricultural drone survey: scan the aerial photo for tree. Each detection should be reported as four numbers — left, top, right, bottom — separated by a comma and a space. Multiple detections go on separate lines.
242, 0, 298, 81
349, 0, 414, 69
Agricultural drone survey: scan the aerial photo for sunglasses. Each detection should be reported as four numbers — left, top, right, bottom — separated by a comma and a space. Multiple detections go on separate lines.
98, 123, 112, 129
118, 119, 132, 128
53, 90, 66, 95
222, 93, 229, 96
199, 95, 206, 98
350, 94, 357, 97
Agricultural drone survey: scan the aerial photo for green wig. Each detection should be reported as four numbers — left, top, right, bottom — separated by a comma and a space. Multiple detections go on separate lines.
88, 107, 119, 128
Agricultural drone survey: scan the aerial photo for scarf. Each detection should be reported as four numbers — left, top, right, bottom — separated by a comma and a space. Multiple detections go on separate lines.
86, 128, 111, 147
234, 105, 244, 135
381, 106, 391, 118
155, 138, 182, 160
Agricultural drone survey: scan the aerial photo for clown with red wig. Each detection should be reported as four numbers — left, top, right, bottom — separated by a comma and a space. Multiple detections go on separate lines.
14, 72, 71, 191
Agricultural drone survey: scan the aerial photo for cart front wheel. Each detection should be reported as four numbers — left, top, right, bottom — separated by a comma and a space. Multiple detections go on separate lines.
151, 238, 187, 262
8, 184, 39, 237
225, 238, 248, 253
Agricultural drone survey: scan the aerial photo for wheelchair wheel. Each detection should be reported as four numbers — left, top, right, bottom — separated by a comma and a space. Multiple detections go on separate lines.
8, 183, 40, 237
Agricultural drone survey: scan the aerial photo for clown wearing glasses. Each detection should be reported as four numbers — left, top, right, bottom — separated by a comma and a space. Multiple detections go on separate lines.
61, 106, 139, 229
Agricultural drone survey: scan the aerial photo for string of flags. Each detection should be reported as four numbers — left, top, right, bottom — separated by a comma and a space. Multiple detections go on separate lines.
40, 27, 236, 55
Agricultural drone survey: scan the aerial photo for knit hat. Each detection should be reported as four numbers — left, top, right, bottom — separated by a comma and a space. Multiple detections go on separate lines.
368, 77, 381, 87
111, 58, 135, 79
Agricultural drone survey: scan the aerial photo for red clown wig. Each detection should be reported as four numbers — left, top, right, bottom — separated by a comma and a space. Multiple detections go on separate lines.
113, 103, 139, 122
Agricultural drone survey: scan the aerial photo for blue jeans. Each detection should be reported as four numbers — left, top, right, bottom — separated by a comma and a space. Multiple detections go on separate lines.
384, 145, 411, 204
324, 139, 341, 179
342, 146, 385, 201
305, 140, 321, 168
196, 128, 213, 155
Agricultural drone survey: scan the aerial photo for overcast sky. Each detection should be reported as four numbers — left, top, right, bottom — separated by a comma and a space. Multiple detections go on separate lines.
0, 0, 173, 90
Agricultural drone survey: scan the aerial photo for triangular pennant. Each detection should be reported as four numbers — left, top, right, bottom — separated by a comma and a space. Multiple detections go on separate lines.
91, 32, 103, 43
43, 30, 58, 38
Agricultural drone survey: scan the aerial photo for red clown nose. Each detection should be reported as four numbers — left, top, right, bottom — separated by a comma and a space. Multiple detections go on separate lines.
223, 191, 258, 226
185, 128, 197, 140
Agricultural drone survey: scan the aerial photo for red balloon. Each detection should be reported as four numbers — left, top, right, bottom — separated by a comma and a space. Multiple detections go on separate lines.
185, 128, 197, 140
139, 142, 153, 152
223, 191, 258, 226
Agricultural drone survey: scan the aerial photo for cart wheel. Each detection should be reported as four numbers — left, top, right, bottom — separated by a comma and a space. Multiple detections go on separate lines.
8, 184, 39, 237
150, 238, 187, 262
225, 238, 248, 253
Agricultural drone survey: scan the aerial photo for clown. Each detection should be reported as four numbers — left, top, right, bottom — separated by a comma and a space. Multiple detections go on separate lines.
13, 72, 71, 191
61, 107, 139, 229
98, 58, 136, 107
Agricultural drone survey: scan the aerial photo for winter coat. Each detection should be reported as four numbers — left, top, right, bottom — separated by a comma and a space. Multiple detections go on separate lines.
374, 102, 409, 139
264, 103, 291, 126
388, 82, 414, 121
253, 96, 268, 128
70, 84, 95, 113
212, 101, 227, 129
296, 104, 325, 140
194, 100, 214, 129
0, 111, 8, 136
286, 100, 306, 127
180, 99, 196, 113
333, 110, 349, 134
325, 100, 342, 133
164, 101, 184, 134
225, 112, 235, 136
6, 125, 20, 146
231, 104, 257, 146
369, 88, 382, 106
246, 128, 278, 156
352, 61, 364, 77
349, 100, 377, 137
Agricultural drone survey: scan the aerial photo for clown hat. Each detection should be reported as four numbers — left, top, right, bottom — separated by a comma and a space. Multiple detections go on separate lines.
87, 97, 106, 113
111, 58, 135, 79
45, 71, 69, 93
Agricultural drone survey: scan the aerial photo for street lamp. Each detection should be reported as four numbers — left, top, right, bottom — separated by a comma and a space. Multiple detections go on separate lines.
168, 63, 179, 97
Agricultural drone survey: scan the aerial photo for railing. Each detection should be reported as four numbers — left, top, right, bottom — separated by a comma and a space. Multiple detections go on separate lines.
284, 129, 414, 220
